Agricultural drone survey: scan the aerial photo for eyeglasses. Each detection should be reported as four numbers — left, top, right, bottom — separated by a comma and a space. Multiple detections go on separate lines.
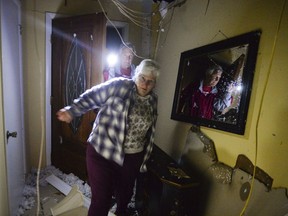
139, 76, 156, 86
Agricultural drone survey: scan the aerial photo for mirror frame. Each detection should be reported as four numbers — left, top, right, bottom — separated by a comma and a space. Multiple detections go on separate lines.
171, 30, 261, 135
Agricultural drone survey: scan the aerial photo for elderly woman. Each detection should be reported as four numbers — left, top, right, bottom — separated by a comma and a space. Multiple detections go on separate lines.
57, 59, 160, 216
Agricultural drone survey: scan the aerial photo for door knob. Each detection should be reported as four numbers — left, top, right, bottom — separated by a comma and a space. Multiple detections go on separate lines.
6, 131, 17, 141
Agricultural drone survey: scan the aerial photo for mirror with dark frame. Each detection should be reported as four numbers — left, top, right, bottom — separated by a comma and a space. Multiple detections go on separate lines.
171, 30, 261, 135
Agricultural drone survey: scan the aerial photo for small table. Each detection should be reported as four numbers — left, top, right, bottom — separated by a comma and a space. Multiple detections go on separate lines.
144, 145, 200, 216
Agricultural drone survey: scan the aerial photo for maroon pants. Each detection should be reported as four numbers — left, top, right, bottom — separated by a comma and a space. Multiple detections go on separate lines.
86, 144, 144, 216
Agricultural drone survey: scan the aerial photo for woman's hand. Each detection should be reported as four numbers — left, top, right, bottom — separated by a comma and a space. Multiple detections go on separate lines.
56, 109, 73, 123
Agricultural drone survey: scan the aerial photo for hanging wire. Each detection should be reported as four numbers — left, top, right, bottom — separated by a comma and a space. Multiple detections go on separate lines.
153, 0, 182, 58
97, 0, 145, 59
98, 0, 182, 59
32, 0, 45, 215
112, 0, 151, 17
111, 0, 155, 31
159, 4, 176, 40
153, 4, 176, 58
240, 0, 287, 215
205, 0, 210, 15
209, 30, 229, 43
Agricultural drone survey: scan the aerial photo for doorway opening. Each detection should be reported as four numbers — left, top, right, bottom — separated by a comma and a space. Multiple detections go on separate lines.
106, 21, 129, 53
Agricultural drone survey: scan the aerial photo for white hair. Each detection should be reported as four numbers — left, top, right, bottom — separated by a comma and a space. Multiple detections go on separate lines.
134, 59, 160, 81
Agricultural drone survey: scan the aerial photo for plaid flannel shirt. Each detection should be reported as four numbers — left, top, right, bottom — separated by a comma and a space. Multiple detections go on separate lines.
64, 78, 158, 172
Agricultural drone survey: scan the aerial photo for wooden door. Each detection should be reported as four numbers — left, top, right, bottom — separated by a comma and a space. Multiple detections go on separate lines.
51, 13, 106, 181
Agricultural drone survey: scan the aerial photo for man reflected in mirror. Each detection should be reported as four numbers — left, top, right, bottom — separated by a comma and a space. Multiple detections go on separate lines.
178, 64, 233, 120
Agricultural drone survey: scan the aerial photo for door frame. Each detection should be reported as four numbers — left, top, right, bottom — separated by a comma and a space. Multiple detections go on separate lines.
45, 12, 58, 165
45, 12, 68, 165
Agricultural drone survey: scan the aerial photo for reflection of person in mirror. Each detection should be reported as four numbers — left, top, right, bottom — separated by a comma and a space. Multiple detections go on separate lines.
57, 59, 160, 216
103, 42, 136, 81
178, 64, 233, 119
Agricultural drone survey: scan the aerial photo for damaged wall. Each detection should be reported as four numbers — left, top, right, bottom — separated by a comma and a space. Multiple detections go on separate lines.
179, 126, 288, 215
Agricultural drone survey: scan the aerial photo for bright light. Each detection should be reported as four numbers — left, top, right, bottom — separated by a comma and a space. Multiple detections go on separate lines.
107, 53, 118, 67
236, 84, 242, 92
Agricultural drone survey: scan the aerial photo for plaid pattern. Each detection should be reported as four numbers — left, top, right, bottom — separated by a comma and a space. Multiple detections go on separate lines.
65, 77, 158, 172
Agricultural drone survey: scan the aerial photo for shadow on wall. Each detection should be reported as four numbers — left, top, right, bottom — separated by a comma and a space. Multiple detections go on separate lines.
178, 125, 288, 216
178, 125, 218, 215
170, 122, 192, 160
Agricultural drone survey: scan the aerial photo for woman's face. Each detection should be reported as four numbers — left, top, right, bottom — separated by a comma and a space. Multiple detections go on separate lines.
135, 74, 156, 97
120, 47, 134, 69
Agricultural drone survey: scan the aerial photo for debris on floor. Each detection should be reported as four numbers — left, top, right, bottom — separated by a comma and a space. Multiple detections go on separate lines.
17, 165, 91, 216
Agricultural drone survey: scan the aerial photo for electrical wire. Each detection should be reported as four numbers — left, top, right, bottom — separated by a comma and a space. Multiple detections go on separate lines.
153, 1, 179, 58
98, 0, 147, 59
158, 5, 175, 45
111, 0, 155, 31
239, 0, 287, 215
107, 0, 177, 34
32, 0, 45, 215
153, 8, 175, 59
98, 0, 182, 60
112, 0, 151, 16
